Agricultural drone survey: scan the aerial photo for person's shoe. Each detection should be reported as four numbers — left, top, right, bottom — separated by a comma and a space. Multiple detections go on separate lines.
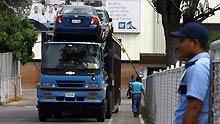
134, 113, 138, 117
133, 113, 136, 117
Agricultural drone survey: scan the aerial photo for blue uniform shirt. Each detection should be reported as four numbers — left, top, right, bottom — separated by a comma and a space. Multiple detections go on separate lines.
174, 52, 210, 124
131, 81, 144, 94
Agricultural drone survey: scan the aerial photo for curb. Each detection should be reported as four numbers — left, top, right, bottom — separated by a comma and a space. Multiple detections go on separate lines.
140, 114, 145, 124
0, 95, 23, 106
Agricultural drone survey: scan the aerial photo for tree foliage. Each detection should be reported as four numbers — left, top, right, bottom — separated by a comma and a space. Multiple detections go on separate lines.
207, 31, 220, 50
148, 0, 220, 65
0, 0, 37, 64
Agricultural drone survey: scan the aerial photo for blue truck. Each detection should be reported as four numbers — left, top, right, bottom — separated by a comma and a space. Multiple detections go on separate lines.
37, 35, 121, 122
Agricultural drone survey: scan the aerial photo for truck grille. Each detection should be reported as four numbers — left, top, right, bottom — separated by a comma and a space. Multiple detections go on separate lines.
55, 97, 85, 101
56, 80, 85, 88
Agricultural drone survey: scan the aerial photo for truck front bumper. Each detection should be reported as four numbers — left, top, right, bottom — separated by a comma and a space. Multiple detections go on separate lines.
38, 90, 104, 103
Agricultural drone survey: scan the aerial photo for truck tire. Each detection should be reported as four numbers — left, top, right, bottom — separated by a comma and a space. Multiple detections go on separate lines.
38, 110, 47, 122
97, 108, 105, 122
54, 112, 62, 119
106, 89, 112, 119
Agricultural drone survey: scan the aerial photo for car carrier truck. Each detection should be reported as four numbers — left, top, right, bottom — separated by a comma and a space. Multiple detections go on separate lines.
37, 33, 121, 122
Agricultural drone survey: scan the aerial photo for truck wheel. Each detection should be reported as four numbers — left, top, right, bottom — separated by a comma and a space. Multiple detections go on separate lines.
106, 90, 112, 119
38, 110, 47, 122
97, 108, 105, 122
47, 112, 53, 119
54, 112, 62, 119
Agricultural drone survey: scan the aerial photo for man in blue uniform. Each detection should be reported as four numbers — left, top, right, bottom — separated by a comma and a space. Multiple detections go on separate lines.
131, 76, 146, 117
170, 22, 210, 124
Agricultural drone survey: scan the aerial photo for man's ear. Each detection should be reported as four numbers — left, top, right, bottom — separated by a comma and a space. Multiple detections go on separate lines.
193, 39, 200, 48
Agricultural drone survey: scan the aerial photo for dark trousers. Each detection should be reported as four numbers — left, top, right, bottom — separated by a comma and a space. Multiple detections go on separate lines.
127, 87, 132, 98
132, 93, 141, 114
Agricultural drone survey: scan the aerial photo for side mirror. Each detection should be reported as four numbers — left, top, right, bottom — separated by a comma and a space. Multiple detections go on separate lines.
109, 18, 112, 22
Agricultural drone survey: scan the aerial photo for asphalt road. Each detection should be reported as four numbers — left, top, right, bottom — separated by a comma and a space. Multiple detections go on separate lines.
0, 89, 142, 124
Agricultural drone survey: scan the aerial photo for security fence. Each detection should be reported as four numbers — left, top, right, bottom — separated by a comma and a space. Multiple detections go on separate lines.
144, 39, 220, 124
210, 40, 220, 124
0, 52, 22, 104
144, 66, 184, 124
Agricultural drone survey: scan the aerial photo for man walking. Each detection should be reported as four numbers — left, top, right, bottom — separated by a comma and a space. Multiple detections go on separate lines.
170, 22, 210, 124
131, 76, 146, 117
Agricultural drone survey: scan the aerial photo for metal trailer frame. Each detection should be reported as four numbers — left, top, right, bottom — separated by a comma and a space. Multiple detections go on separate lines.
104, 34, 121, 114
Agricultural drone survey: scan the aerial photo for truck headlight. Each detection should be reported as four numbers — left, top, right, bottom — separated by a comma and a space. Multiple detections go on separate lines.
85, 84, 98, 89
43, 83, 56, 88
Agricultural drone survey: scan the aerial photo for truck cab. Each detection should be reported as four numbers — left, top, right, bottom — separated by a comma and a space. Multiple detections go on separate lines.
38, 41, 108, 122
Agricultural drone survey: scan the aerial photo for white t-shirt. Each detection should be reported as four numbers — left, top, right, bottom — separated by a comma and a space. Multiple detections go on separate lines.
39, 13, 49, 23
48, 12, 56, 23
29, 12, 40, 22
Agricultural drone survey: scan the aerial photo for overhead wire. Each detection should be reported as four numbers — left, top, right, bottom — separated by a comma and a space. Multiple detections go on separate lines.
112, 34, 139, 76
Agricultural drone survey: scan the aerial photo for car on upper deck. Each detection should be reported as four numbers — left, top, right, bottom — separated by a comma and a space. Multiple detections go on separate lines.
54, 5, 103, 41
95, 7, 113, 40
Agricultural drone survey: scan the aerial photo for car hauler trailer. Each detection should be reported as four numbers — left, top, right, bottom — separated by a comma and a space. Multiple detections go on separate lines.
37, 34, 121, 122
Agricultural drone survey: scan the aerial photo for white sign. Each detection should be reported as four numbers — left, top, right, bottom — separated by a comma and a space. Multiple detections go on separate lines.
106, 0, 140, 33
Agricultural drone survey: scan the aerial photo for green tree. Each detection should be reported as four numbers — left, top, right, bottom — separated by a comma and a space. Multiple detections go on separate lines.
207, 31, 220, 50
148, 0, 220, 66
0, 0, 37, 64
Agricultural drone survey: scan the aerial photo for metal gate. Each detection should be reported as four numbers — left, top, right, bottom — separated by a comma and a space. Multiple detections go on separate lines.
0, 52, 22, 104
210, 40, 220, 124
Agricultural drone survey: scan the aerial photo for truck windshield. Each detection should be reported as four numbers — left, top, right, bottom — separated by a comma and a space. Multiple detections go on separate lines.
42, 43, 100, 70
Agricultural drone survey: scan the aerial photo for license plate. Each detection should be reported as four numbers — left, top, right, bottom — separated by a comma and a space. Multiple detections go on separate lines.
43, 96, 55, 100
72, 19, 81, 24
86, 97, 98, 100
65, 92, 75, 98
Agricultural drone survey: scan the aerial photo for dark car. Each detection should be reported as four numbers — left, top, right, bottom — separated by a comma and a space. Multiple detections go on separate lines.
84, 0, 103, 7
54, 5, 103, 41
95, 7, 113, 40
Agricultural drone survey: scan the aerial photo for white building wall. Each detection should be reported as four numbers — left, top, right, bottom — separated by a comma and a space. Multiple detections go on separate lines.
117, 0, 220, 61
153, 15, 166, 54
33, 33, 42, 60
116, 0, 165, 61
203, 0, 220, 23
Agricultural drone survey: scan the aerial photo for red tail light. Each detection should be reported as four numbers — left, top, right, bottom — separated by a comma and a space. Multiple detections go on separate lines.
91, 16, 99, 25
55, 16, 61, 23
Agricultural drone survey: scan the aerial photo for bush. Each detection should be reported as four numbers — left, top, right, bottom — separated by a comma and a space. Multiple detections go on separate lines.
207, 31, 220, 51
140, 105, 154, 124
0, 13, 37, 64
